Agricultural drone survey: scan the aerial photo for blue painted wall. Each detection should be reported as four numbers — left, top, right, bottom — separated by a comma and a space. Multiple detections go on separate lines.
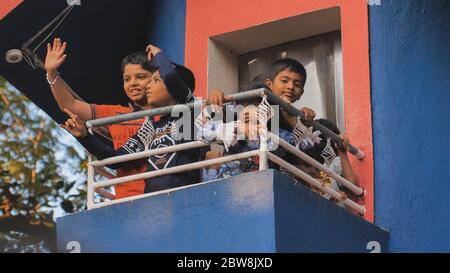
147, 0, 186, 64
57, 170, 388, 253
370, 0, 450, 252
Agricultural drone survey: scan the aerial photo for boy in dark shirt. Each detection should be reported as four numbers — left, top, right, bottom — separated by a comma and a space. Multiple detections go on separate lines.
63, 45, 200, 193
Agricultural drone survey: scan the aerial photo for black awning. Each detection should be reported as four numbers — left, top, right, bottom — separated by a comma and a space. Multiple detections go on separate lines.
0, 0, 154, 123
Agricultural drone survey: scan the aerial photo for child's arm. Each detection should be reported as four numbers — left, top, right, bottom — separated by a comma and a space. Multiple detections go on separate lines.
280, 104, 316, 130
336, 133, 356, 183
207, 89, 233, 108
147, 44, 193, 103
45, 38, 93, 120
60, 109, 126, 169
62, 109, 153, 169
333, 133, 363, 212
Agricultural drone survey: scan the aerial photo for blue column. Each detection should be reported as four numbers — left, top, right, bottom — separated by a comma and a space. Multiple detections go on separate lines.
370, 0, 450, 252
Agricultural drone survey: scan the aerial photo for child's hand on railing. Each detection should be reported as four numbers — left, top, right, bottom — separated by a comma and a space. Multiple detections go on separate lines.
207, 89, 233, 110
336, 133, 350, 153
299, 107, 316, 121
146, 44, 162, 61
61, 108, 88, 138
205, 150, 224, 170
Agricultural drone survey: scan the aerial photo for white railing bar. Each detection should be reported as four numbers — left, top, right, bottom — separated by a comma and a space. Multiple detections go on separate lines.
87, 154, 95, 210
86, 89, 266, 128
85, 88, 364, 160
267, 152, 366, 215
269, 133, 365, 196
265, 91, 365, 159
93, 150, 260, 190
259, 129, 269, 171
91, 141, 210, 167
89, 179, 220, 210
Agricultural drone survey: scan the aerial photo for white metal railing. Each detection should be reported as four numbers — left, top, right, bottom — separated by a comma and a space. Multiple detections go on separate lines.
84, 88, 366, 215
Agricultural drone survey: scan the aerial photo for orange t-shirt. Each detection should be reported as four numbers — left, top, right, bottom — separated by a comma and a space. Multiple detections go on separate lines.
92, 104, 146, 199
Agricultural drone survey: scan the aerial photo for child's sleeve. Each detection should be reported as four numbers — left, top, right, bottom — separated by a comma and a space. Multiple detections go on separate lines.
153, 51, 193, 103
77, 133, 131, 169
78, 117, 155, 169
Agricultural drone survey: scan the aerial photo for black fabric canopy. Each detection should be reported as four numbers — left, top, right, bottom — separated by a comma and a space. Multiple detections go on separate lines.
0, 0, 154, 123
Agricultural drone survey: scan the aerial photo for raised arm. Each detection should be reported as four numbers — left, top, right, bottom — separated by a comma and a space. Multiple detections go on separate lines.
147, 44, 193, 103
45, 38, 92, 120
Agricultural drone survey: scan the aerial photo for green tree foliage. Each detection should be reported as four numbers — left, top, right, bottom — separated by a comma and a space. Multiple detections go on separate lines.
0, 76, 87, 252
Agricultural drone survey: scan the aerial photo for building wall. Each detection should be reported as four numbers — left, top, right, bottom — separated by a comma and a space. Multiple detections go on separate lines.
369, 0, 450, 252
147, 0, 186, 64
184, 0, 375, 222
0, 0, 22, 20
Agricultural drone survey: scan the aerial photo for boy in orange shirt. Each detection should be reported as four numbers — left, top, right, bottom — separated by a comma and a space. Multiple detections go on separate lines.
45, 38, 152, 199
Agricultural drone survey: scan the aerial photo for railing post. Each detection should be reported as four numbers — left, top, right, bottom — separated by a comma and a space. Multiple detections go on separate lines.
87, 154, 95, 210
259, 123, 269, 171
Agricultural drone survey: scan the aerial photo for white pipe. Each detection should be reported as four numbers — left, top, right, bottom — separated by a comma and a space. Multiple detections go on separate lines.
93, 150, 259, 189
259, 128, 269, 171
89, 179, 221, 210
267, 153, 366, 215
87, 155, 95, 210
269, 133, 364, 196
91, 141, 210, 167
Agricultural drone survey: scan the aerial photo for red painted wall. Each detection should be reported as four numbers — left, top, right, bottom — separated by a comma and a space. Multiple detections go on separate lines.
185, 0, 374, 221
0, 0, 23, 20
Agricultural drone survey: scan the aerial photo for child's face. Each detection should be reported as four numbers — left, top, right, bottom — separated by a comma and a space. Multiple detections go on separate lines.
265, 69, 304, 103
123, 64, 152, 106
146, 71, 177, 108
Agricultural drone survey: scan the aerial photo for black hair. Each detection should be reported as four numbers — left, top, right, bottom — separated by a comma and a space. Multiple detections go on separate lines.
267, 58, 307, 87
174, 64, 195, 93
245, 73, 268, 91
121, 51, 155, 74
239, 73, 267, 105
159, 63, 195, 103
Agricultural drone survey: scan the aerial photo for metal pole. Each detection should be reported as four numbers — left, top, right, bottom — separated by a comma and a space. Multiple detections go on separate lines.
23, 5, 74, 49
267, 153, 366, 215
270, 133, 364, 196
93, 150, 259, 189
86, 89, 266, 129
87, 154, 95, 210
91, 141, 210, 167
259, 131, 269, 170
85, 88, 364, 159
